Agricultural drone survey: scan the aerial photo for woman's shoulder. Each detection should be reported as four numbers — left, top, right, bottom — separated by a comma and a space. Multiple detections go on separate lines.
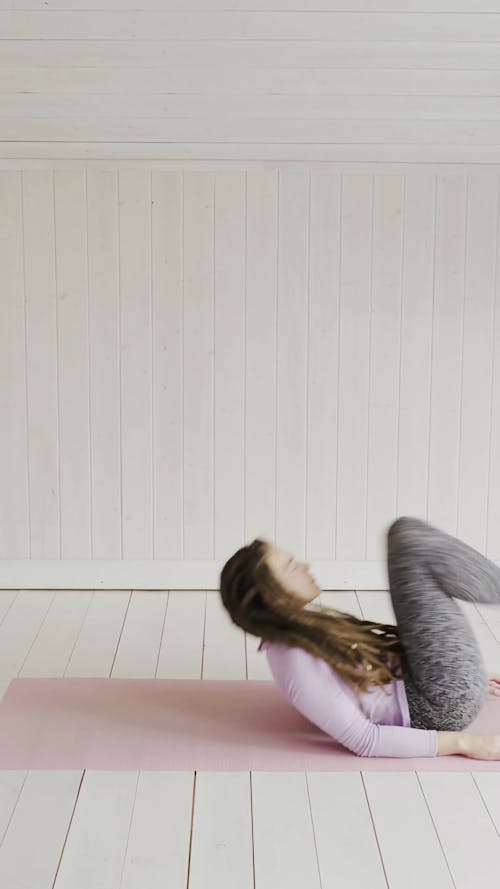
258, 638, 327, 666
258, 638, 301, 657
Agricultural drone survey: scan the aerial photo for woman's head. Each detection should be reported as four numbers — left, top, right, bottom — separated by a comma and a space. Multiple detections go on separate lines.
219, 537, 409, 696
265, 543, 322, 606
219, 537, 320, 633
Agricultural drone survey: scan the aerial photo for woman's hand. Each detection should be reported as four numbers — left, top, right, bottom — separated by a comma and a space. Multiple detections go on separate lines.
487, 673, 500, 696
458, 733, 500, 760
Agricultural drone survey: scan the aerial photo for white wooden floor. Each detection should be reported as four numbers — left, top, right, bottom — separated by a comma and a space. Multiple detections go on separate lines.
0, 587, 500, 889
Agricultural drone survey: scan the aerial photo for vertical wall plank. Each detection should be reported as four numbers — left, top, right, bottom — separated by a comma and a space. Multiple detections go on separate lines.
54, 171, 91, 557
336, 173, 373, 559
397, 172, 436, 519
276, 170, 309, 555
23, 171, 60, 557
306, 171, 341, 560
151, 171, 184, 559
366, 174, 405, 558
119, 170, 153, 558
428, 175, 467, 529
245, 169, 278, 547
183, 172, 215, 558
458, 174, 499, 548
0, 173, 29, 557
487, 190, 500, 562
87, 170, 122, 558
214, 172, 246, 559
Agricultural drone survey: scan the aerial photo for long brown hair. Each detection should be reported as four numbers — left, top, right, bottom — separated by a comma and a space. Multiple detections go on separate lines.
219, 537, 409, 698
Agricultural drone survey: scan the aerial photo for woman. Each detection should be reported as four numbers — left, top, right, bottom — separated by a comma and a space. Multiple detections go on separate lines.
219, 516, 500, 760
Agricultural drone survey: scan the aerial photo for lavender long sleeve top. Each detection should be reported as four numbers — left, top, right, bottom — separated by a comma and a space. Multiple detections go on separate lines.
258, 639, 438, 758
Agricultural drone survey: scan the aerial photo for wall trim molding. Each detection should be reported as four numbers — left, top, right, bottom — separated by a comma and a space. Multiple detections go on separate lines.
2, 157, 500, 171
0, 560, 389, 591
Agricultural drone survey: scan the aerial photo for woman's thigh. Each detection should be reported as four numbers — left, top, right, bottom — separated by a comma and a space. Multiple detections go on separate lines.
386, 516, 489, 730
402, 669, 483, 731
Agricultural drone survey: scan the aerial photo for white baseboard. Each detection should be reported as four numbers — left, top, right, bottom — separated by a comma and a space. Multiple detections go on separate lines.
0, 560, 389, 591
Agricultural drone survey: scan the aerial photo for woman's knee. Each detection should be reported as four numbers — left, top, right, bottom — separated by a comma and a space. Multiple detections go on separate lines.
387, 517, 415, 548
388, 516, 424, 537
387, 516, 431, 553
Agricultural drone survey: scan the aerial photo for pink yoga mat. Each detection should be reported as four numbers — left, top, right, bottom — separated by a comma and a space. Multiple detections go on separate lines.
0, 678, 499, 771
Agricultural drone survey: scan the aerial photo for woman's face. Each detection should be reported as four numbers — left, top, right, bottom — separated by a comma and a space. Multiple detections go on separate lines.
266, 544, 322, 605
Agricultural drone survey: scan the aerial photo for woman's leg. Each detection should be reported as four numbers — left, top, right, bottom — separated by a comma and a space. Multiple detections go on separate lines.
386, 515, 500, 731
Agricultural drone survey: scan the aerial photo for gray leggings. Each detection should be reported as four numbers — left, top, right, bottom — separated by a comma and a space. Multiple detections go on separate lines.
387, 515, 499, 731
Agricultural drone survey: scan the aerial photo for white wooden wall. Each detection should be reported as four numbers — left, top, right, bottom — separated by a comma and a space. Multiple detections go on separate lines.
1, 1, 500, 162
2, 167, 500, 569
1, 2, 500, 571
